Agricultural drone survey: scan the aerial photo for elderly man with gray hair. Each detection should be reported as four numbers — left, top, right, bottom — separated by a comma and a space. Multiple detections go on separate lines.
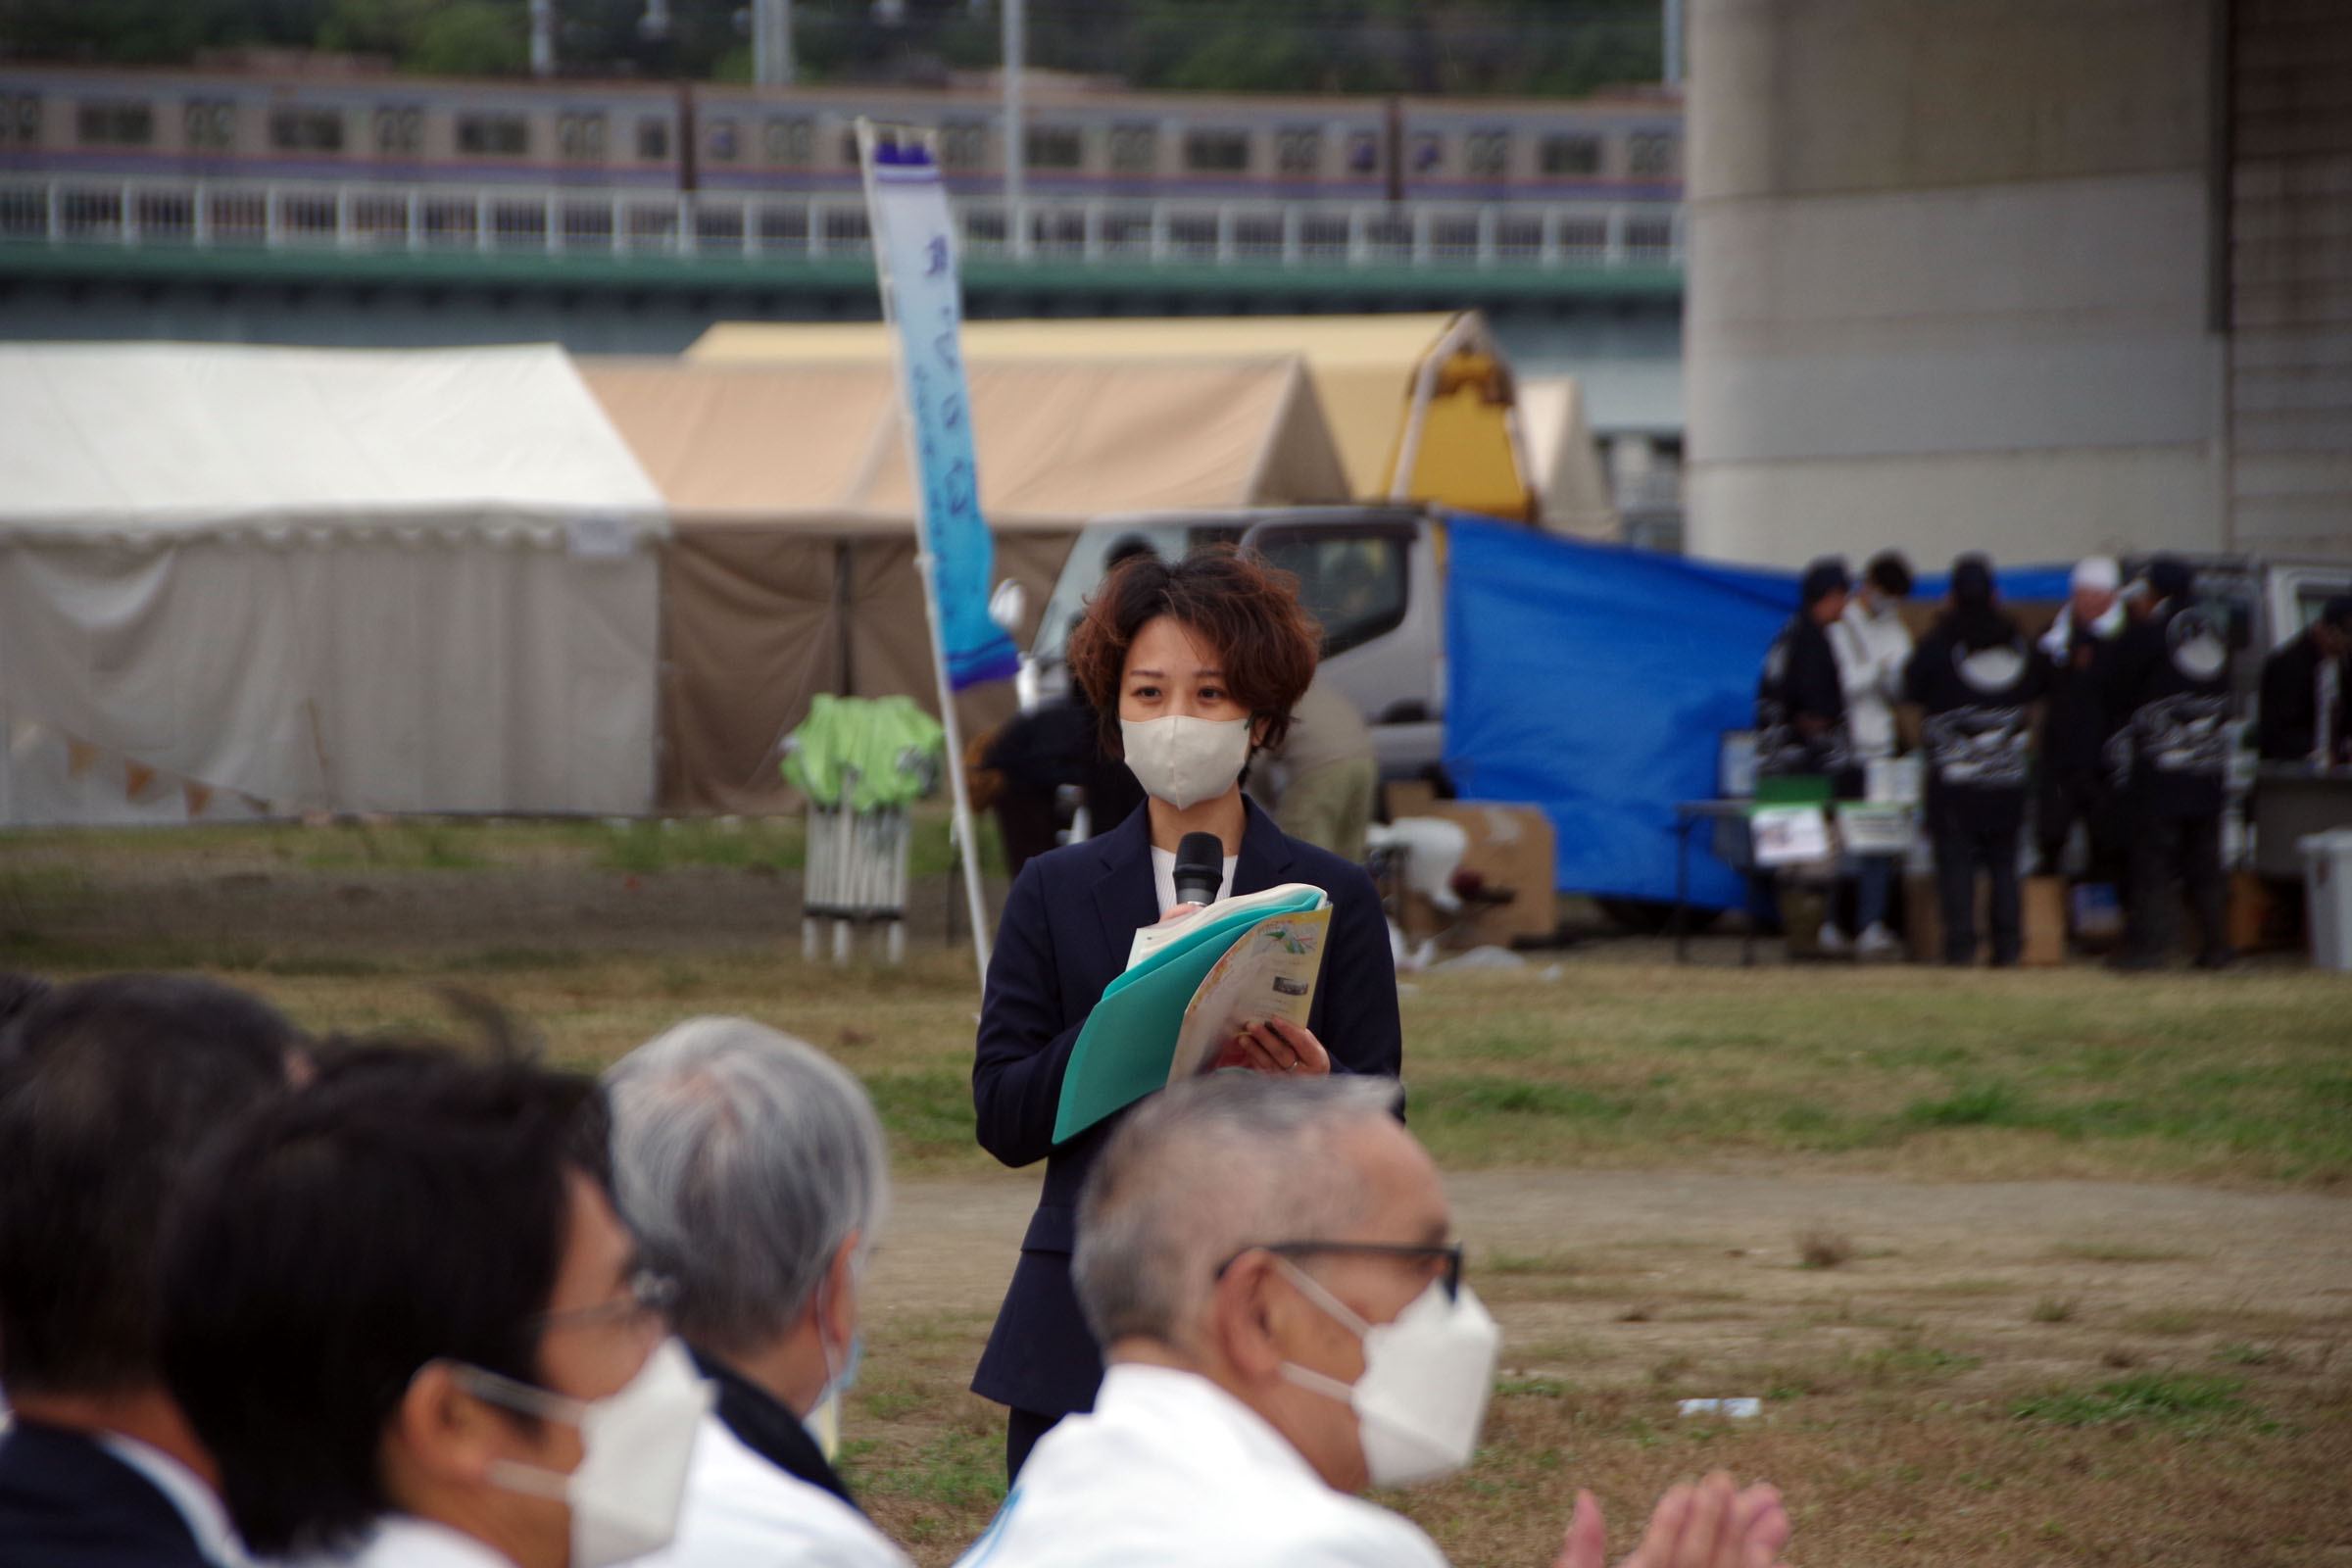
957, 1074, 1790, 1568
607, 1016, 910, 1568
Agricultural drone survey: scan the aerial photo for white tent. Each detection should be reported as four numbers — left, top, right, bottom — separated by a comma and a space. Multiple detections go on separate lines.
0, 342, 666, 824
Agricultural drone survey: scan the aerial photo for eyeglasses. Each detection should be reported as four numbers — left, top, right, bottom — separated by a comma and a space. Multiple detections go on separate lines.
1217, 1241, 1465, 1301
531, 1267, 680, 1335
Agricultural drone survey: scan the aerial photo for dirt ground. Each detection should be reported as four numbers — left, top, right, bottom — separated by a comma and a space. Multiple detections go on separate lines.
867, 1166, 2352, 1392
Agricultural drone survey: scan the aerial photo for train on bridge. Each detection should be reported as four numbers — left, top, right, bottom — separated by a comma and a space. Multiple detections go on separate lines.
0, 66, 1679, 203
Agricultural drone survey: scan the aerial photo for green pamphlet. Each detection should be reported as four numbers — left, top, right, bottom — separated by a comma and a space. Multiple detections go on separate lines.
1052, 883, 1332, 1146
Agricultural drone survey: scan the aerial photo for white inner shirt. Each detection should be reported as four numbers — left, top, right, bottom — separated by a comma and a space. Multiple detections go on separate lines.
1149, 845, 1237, 915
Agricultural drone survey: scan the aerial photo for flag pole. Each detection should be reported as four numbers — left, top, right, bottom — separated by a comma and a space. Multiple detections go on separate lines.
858, 117, 994, 984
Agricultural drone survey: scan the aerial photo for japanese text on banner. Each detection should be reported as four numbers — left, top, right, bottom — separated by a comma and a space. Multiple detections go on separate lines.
867, 146, 1020, 690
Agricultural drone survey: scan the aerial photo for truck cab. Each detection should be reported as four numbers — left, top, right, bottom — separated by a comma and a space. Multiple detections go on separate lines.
1022, 506, 1449, 781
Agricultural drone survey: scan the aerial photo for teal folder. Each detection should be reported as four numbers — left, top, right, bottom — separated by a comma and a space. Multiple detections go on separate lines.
1052, 885, 1328, 1146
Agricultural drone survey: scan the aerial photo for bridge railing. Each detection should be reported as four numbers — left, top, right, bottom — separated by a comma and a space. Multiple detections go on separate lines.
0, 175, 1682, 271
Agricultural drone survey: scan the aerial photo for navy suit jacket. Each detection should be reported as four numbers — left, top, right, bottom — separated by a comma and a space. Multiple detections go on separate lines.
0, 1423, 216, 1568
968, 798, 1402, 1418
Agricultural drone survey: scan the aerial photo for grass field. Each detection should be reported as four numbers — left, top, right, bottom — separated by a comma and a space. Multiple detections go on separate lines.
4, 821, 2349, 1565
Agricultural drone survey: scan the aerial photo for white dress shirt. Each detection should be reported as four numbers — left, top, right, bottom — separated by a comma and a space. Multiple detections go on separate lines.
1831, 598, 1915, 761
633, 1412, 909, 1568
97, 1433, 250, 1568
297, 1515, 516, 1568
956, 1363, 1449, 1568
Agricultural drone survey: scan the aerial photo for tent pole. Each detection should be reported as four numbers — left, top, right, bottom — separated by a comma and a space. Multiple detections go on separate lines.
915, 545, 993, 980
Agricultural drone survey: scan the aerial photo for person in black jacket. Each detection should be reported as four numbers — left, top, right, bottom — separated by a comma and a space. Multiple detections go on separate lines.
969, 547, 1402, 1483
2102, 556, 2237, 969
1755, 558, 1857, 790
0, 976, 300, 1568
1905, 557, 2049, 966
2256, 596, 2351, 765
2034, 557, 2128, 877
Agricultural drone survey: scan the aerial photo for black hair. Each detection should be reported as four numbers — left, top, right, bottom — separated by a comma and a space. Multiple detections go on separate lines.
0, 971, 49, 1038
2321, 596, 2352, 630
1798, 557, 1851, 609
1944, 556, 2013, 652
0, 974, 298, 1396
159, 1042, 608, 1558
1865, 552, 1915, 599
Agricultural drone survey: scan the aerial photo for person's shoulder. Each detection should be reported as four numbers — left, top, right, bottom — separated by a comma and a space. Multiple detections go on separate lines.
1282, 834, 1380, 904
669, 1419, 908, 1568
1247, 1489, 1451, 1568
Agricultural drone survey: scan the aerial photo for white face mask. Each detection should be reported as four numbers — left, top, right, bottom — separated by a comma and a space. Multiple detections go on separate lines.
457, 1336, 712, 1568
1120, 714, 1253, 810
1273, 1259, 1501, 1488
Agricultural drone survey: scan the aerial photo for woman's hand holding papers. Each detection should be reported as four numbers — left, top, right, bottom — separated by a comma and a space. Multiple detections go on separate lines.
1233, 1017, 1331, 1077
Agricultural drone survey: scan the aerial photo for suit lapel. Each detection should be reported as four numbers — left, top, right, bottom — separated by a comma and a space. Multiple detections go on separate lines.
1088, 808, 1160, 976
1233, 797, 1297, 896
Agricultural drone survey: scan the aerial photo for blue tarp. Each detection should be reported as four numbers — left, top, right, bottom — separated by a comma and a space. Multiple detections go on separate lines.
1441, 516, 2075, 908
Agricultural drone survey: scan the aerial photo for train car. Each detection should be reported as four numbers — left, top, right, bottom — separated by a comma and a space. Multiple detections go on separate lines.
0, 65, 1681, 208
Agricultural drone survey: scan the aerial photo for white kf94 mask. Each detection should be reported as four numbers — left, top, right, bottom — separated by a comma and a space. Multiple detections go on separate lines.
1119, 714, 1253, 810
454, 1336, 713, 1568
1273, 1258, 1502, 1487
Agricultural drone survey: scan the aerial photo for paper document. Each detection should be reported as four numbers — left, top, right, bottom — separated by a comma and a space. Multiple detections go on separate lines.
1166, 906, 1334, 1081
1128, 882, 1332, 968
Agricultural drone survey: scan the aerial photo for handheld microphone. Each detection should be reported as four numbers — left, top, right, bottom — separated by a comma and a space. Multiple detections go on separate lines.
1172, 831, 1224, 908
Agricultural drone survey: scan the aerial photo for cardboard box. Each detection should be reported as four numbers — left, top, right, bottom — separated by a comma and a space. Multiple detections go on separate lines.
2021, 875, 2067, 966
1906, 872, 2063, 963
1386, 799, 1557, 950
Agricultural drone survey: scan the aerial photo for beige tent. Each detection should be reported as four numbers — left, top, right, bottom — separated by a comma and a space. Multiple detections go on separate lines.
1518, 375, 1622, 542
689, 312, 1537, 523
584, 356, 1349, 811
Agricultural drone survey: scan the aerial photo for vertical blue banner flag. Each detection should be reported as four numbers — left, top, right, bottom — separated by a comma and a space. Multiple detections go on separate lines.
864, 139, 1021, 690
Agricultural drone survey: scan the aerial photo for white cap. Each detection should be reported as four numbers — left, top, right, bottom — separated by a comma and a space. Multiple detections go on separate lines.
2071, 556, 2121, 594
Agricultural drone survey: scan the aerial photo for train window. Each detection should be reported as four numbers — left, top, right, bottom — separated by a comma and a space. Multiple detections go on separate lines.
184, 100, 234, 152
457, 113, 528, 157
706, 118, 740, 162
1275, 127, 1321, 178
764, 117, 815, 166
76, 101, 154, 146
1107, 122, 1154, 173
637, 119, 670, 160
1628, 130, 1676, 177
1409, 131, 1443, 174
1465, 130, 1509, 179
0, 95, 38, 147
270, 108, 345, 153
558, 113, 607, 161
1025, 125, 1082, 170
374, 106, 424, 156
1540, 133, 1600, 175
939, 121, 987, 171
1346, 129, 1378, 174
1183, 129, 1250, 172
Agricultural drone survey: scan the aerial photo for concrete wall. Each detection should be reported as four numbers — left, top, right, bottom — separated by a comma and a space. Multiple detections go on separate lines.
1685, 0, 2230, 567
2228, 1, 2352, 560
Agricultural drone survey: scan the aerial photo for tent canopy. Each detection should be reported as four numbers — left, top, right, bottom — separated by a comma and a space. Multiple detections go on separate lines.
0, 341, 663, 540
687, 312, 1529, 521
584, 355, 1352, 812
0, 342, 664, 824
584, 354, 1348, 531
1518, 375, 1622, 543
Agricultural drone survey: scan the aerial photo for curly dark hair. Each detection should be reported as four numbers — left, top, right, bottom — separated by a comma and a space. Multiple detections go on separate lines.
1066, 546, 1321, 758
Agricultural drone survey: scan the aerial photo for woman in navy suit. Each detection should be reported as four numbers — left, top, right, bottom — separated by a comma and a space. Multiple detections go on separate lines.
968, 547, 1403, 1480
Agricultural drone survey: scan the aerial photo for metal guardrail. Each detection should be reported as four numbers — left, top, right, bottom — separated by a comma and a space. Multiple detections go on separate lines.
0, 176, 1684, 271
